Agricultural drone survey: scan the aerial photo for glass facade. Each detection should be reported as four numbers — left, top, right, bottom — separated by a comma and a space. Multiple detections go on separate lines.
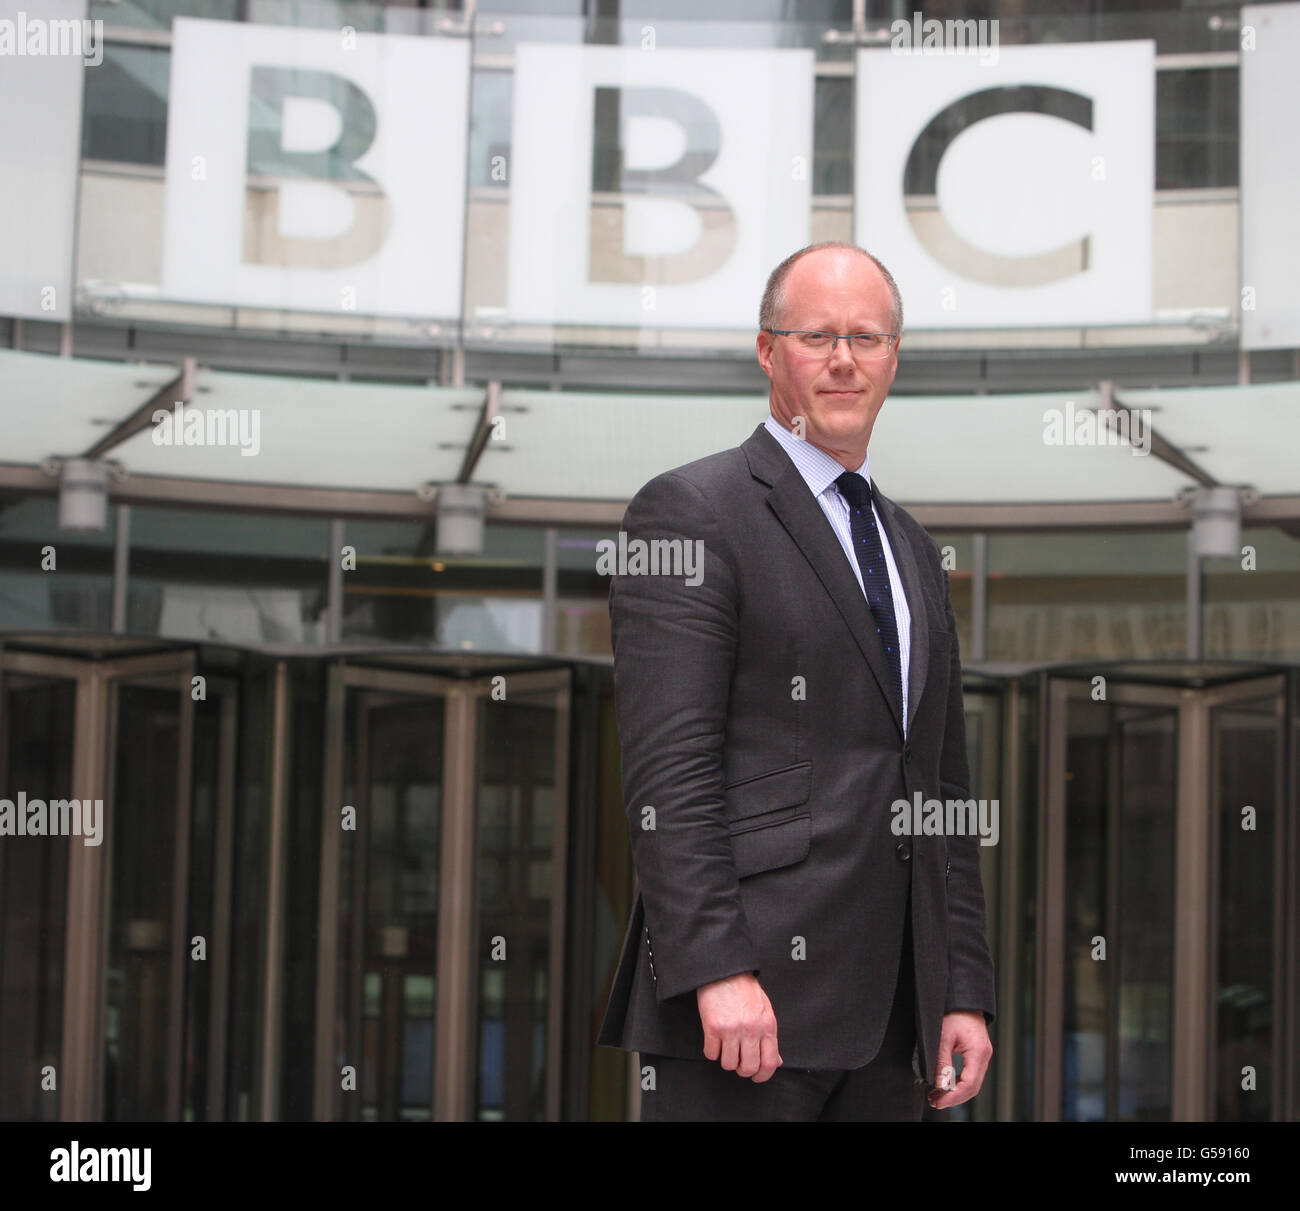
64, 0, 1251, 355
988, 531, 1190, 664
1, 643, 1293, 1122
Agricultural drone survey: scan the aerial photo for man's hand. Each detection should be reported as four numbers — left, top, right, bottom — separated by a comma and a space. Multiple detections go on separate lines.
696, 972, 782, 1082
927, 1010, 993, 1110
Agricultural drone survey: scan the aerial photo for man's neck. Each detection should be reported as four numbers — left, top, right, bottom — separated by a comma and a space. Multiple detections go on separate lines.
766, 413, 868, 474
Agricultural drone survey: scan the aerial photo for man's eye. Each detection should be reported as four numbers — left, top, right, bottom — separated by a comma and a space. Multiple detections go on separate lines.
852, 335, 881, 349
800, 332, 831, 346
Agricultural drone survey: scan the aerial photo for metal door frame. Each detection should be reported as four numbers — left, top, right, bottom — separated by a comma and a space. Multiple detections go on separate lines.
1200, 674, 1287, 1122
200, 673, 239, 1123
1038, 672, 1287, 1122
0, 647, 196, 1121
313, 662, 571, 1122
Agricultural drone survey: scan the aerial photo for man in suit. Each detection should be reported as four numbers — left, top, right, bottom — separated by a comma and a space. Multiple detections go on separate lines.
596, 242, 995, 1121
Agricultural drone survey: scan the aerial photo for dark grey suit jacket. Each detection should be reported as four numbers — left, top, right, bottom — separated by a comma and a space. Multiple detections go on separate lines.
597, 422, 995, 1076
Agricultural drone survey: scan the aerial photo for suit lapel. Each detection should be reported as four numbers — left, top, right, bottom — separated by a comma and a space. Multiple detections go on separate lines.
745, 425, 912, 740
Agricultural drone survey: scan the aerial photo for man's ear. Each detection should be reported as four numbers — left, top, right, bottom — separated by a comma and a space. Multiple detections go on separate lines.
755, 330, 775, 379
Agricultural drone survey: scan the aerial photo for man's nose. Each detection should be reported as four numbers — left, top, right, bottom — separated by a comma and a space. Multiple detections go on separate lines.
828, 336, 856, 368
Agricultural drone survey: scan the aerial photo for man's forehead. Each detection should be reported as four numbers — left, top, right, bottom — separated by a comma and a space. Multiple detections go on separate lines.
784, 251, 886, 299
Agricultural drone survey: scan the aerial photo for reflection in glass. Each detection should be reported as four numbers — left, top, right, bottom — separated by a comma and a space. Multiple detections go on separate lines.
104, 683, 180, 1122
1062, 696, 1175, 1121
1212, 698, 1278, 1122
1115, 710, 1174, 1122
474, 699, 556, 1121
343, 693, 442, 1122
0, 676, 74, 1121
988, 532, 1187, 663
1063, 698, 1108, 1120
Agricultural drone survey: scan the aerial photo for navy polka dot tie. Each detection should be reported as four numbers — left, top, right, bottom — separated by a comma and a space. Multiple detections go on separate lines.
836, 471, 903, 723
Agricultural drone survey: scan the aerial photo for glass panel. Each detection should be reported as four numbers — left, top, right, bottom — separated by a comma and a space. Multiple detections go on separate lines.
989, 532, 1187, 663
0, 673, 74, 1121
341, 520, 545, 650
1062, 695, 1109, 1120
1211, 695, 1279, 1122
342, 689, 443, 1122
225, 663, 271, 1121
1115, 708, 1175, 1122
1061, 691, 1176, 1121
127, 507, 330, 646
103, 679, 181, 1122
813, 75, 852, 197
474, 695, 558, 1121
81, 43, 169, 167
278, 668, 324, 1120
930, 532, 973, 656
1203, 528, 1300, 662
1156, 67, 1238, 190
556, 528, 618, 658
0, 497, 117, 632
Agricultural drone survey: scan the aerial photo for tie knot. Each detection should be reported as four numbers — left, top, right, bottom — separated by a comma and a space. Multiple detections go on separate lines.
836, 471, 872, 510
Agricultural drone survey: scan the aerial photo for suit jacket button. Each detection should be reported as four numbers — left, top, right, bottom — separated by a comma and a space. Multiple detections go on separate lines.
895, 841, 912, 862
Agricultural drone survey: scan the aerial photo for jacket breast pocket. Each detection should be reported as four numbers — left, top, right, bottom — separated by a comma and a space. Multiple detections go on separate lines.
722, 761, 813, 878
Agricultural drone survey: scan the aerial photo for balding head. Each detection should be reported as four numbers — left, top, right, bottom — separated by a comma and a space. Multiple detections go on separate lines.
759, 242, 903, 336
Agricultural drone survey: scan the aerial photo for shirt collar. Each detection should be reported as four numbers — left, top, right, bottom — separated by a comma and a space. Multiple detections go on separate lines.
763, 412, 871, 499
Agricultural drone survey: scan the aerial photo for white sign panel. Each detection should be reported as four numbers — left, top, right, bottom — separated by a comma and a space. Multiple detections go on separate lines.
162, 19, 468, 319
0, 0, 92, 322
1240, 4, 1300, 350
855, 41, 1154, 329
508, 44, 813, 329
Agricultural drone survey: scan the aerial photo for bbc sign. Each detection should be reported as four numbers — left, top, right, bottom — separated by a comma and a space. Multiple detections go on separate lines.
155, 20, 1174, 331
162, 19, 469, 319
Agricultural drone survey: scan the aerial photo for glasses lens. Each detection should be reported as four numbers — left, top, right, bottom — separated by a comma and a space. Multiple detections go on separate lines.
795, 332, 832, 351
850, 334, 890, 359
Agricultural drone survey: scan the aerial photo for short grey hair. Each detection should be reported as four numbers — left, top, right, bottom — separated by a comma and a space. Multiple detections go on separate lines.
759, 241, 903, 336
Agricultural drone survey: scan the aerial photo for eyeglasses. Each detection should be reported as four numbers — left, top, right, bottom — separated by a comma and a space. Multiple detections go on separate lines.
765, 329, 899, 360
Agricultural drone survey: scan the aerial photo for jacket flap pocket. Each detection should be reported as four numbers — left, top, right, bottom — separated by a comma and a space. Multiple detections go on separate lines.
723, 761, 812, 822
730, 814, 810, 879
